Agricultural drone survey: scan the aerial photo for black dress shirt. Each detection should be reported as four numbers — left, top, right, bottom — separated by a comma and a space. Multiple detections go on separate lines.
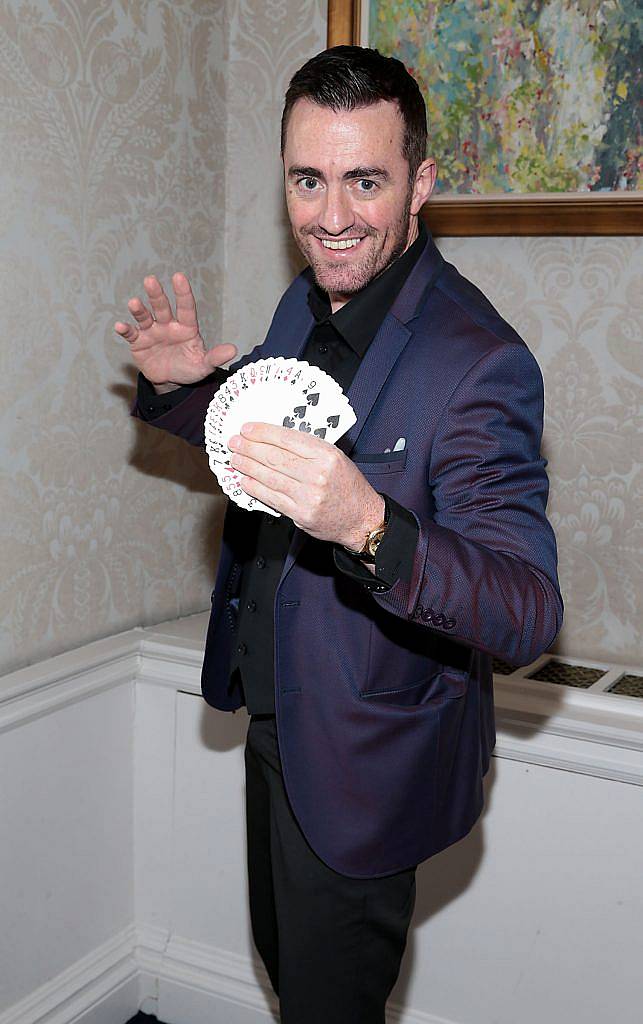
137, 224, 426, 712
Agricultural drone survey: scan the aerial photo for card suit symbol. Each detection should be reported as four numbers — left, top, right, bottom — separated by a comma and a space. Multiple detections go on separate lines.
294, 405, 307, 418
306, 392, 320, 406
298, 421, 311, 432
313, 427, 327, 439
283, 416, 295, 428
327, 414, 339, 428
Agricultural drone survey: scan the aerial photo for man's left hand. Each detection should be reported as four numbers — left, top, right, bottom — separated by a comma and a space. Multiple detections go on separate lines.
227, 421, 384, 550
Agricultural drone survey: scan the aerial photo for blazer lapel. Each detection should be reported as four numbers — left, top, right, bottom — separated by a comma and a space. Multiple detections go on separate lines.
277, 232, 445, 589
335, 314, 412, 458
338, 230, 446, 458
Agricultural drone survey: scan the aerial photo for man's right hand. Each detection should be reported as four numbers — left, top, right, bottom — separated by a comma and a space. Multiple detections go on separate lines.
114, 272, 237, 393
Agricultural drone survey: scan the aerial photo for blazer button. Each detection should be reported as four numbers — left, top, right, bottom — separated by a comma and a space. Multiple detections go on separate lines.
256, 555, 266, 568
236, 641, 247, 655
318, 343, 328, 354
246, 599, 257, 612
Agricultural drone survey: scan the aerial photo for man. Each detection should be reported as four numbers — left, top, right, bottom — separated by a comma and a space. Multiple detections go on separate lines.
117, 46, 563, 1024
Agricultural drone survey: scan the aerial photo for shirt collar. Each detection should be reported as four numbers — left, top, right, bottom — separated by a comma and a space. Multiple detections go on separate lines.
306, 220, 428, 358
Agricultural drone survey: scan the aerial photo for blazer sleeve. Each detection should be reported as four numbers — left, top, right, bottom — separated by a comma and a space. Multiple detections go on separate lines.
370, 341, 564, 667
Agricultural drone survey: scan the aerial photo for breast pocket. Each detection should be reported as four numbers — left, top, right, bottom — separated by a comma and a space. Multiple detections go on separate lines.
351, 448, 408, 474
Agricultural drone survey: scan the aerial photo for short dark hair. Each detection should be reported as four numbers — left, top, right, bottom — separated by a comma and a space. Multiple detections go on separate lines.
281, 45, 427, 183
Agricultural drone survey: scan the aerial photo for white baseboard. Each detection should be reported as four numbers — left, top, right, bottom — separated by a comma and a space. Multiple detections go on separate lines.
147, 925, 451, 1024
0, 918, 455, 1024
139, 924, 279, 1023
0, 926, 139, 1024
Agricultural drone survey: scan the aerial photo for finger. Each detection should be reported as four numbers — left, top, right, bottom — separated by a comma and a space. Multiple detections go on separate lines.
127, 297, 155, 330
230, 450, 303, 486
172, 272, 199, 328
233, 434, 326, 482
237, 473, 298, 518
143, 275, 173, 324
114, 321, 139, 343
240, 422, 322, 457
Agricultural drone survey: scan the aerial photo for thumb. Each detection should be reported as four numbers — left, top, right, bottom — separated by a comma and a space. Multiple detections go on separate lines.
205, 343, 237, 371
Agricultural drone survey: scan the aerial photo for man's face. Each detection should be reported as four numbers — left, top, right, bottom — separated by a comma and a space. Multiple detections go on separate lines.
283, 98, 424, 302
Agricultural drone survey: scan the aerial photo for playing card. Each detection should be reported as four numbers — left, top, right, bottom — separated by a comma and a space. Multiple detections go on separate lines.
204, 356, 357, 515
211, 458, 277, 515
205, 358, 355, 464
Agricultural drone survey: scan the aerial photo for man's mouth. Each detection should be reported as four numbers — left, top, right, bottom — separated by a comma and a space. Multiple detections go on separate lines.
316, 236, 365, 251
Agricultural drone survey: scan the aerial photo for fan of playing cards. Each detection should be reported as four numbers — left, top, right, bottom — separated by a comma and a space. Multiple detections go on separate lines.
204, 357, 357, 516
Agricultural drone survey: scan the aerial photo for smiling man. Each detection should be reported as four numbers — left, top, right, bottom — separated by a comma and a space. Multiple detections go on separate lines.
284, 96, 432, 304
120, 46, 563, 1024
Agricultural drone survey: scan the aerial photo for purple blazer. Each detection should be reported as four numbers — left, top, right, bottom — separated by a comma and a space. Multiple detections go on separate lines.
131, 231, 563, 878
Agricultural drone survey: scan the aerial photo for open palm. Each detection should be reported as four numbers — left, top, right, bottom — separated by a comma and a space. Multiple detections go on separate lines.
114, 272, 237, 386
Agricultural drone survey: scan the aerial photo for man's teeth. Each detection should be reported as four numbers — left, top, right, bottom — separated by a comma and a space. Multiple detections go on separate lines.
320, 237, 363, 249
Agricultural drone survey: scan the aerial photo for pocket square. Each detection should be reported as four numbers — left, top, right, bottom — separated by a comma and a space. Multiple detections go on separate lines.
384, 437, 406, 453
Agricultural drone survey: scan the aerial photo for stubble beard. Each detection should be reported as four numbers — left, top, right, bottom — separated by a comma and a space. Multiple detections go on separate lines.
296, 189, 413, 298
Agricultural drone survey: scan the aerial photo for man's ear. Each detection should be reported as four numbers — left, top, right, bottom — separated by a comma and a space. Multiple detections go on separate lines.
410, 158, 437, 215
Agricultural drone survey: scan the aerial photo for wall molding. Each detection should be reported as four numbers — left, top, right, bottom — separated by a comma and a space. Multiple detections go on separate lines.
2, 614, 641, 785
0, 630, 141, 734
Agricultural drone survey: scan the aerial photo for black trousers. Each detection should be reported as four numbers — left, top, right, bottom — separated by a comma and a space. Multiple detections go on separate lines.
244, 714, 417, 1024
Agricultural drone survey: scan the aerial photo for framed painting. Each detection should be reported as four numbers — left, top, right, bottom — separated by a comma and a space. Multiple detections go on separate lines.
327, 0, 642, 235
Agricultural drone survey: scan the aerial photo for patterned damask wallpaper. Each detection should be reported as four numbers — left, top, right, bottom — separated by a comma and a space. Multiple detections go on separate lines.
0, 0, 233, 673
0, 0, 639, 676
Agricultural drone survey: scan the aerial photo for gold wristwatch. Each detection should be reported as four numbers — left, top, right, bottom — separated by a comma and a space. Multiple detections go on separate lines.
342, 493, 390, 563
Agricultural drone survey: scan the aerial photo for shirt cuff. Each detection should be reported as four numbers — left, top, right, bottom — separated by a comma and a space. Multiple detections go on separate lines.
332, 492, 419, 592
136, 368, 230, 420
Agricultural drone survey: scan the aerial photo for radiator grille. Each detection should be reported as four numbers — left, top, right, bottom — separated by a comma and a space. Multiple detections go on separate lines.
609, 674, 643, 698
527, 660, 606, 688
492, 656, 643, 699
491, 656, 516, 675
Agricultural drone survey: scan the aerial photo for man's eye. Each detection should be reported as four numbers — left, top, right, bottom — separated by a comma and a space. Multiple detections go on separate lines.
357, 179, 377, 192
299, 177, 318, 190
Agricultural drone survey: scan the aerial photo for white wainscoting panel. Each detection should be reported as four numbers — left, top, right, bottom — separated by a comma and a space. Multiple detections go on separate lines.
1, 613, 641, 1024
0, 632, 139, 1022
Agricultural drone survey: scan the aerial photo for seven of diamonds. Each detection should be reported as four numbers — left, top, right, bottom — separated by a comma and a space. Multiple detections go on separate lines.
211, 458, 280, 515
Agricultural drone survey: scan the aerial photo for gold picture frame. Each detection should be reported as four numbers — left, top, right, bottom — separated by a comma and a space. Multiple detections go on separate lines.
327, 0, 642, 236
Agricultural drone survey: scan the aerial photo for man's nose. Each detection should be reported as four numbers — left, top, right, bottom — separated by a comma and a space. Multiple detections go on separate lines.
318, 185, 354, 236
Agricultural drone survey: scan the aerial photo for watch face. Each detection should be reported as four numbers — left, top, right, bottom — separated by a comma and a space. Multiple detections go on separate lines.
367, 527, 387, 556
